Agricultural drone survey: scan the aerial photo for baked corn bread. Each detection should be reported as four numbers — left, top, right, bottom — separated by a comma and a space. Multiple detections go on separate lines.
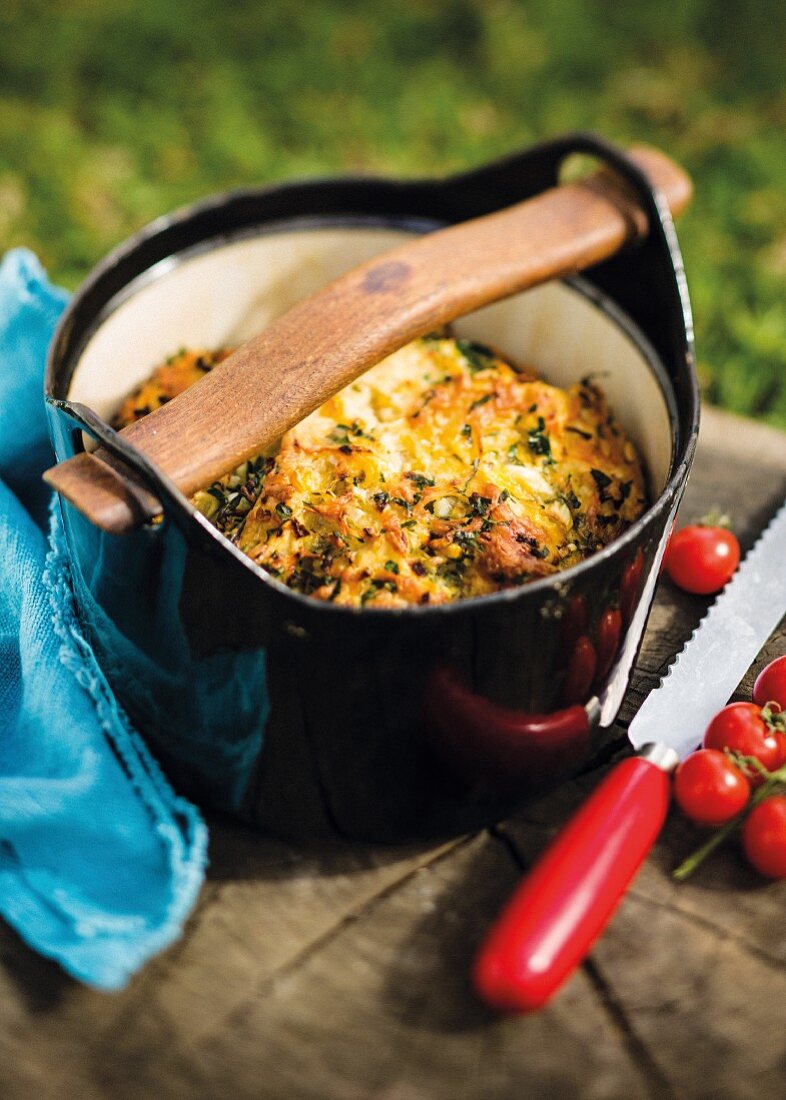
113, 337, 647, 608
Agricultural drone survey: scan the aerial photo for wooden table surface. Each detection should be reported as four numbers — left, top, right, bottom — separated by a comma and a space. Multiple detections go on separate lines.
3, 406, 786, 1100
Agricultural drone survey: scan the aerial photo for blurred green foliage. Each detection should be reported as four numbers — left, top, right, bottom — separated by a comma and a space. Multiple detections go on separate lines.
1, 0, 785, 423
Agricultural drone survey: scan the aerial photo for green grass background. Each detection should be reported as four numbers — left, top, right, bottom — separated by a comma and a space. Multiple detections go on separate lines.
2, 0, 785, 424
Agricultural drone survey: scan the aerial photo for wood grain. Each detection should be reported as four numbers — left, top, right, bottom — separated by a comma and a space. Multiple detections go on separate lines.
44, 145, 692, 535
5, 406, 785, 1100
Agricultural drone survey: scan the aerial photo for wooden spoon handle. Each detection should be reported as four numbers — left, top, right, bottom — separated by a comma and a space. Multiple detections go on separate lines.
45, 145, 692, 535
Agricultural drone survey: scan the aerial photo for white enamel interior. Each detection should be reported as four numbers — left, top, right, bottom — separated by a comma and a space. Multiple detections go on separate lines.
69, 226, 673, 493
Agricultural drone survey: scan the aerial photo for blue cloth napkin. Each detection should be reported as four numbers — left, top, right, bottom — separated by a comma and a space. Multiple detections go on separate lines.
0, 249, 207, 991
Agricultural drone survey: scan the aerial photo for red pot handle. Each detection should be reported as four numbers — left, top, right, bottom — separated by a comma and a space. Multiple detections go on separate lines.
474, 750, 675, 1013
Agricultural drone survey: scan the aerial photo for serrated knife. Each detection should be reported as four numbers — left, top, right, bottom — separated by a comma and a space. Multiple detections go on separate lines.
475, 499, 786, 1013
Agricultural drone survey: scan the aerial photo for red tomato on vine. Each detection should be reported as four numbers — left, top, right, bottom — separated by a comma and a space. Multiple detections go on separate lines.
753, 656, 786, 711
674, 749, 750, 826
703, 702, 786, 783
742, 797, 786, 879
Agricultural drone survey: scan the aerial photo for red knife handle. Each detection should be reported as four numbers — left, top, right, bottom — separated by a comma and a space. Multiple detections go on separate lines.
474, 749, 676, 1013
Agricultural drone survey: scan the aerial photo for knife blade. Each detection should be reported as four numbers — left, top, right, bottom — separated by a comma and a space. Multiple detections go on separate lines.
475, 500, 786, 1014
629, 497, 786, 757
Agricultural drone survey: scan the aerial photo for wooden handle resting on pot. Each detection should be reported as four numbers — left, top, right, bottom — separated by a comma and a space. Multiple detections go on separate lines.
44, 144, 692, 535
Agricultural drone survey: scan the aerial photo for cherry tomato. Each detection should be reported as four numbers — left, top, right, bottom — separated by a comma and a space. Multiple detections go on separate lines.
560, 594, 588, 659
674, 749, 750, 826
753, 655, 786, 711
619, 550, 644, 627
595, 607, 622, 682
742, 796, 786, 879
664, 525, 740, 595
563, 635, 596, 705
703, 702, 786, 782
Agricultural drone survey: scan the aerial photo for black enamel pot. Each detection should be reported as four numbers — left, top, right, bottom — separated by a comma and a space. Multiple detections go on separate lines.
45, 134, 699, 841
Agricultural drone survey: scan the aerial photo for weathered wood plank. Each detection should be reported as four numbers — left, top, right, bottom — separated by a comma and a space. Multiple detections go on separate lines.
2, 405, 785, 1100
185, 835, 659, 1100
0, 830, 659, 1100
0, 833, 462, 1098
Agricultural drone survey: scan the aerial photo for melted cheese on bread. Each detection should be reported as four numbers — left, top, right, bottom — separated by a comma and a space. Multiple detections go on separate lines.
114, 338, 647, 608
